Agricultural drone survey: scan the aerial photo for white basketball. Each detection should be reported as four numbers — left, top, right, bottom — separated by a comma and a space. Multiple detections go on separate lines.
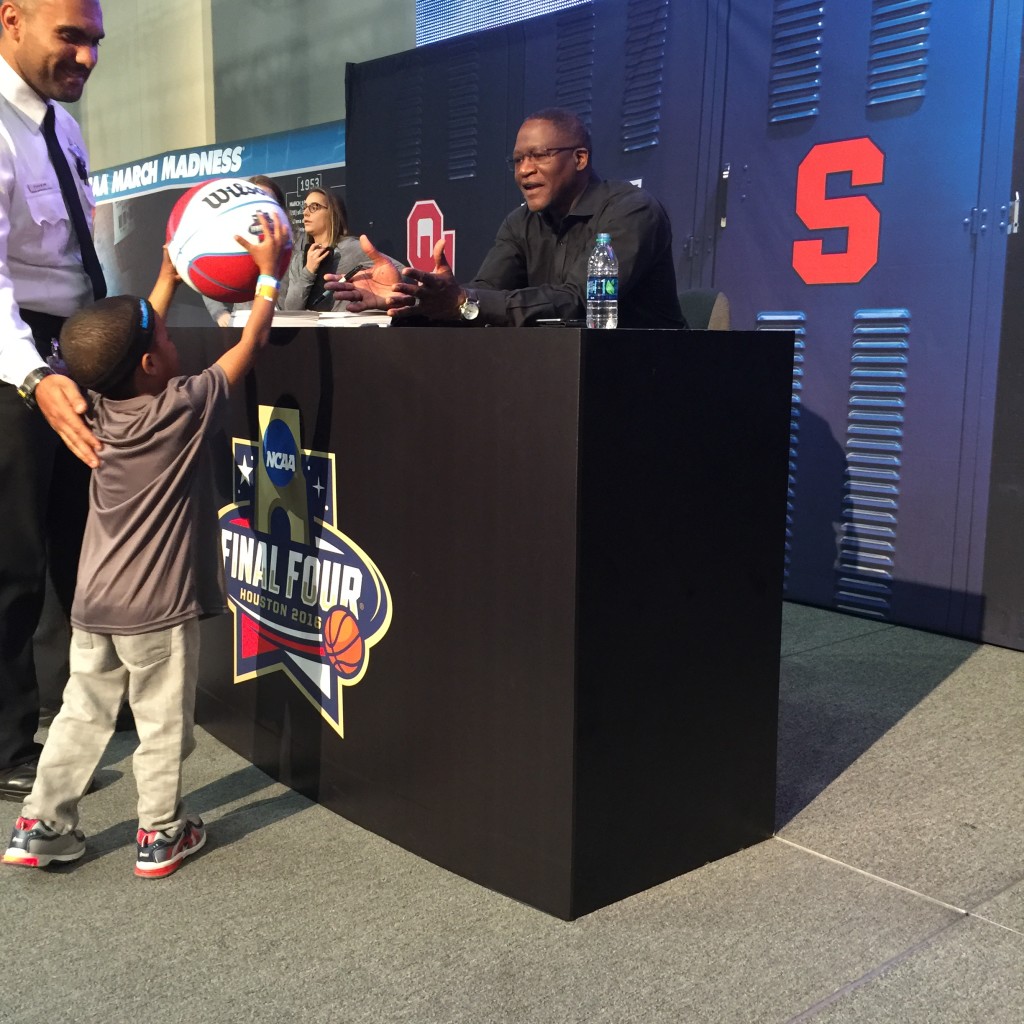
165, 177, 292, 302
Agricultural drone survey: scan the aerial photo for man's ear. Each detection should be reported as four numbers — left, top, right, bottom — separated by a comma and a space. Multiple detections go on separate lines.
575, 148, 590, 171
0, 3, 24, 40
139, 351, 158, 376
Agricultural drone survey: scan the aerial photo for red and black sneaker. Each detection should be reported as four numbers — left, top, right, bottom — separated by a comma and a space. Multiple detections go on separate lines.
3, 816, 85, 867
134, 816, 206, 878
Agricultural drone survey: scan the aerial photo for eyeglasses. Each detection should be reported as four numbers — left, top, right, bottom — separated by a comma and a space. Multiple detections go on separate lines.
302, 202, 327, 213
506, 147, 582, 171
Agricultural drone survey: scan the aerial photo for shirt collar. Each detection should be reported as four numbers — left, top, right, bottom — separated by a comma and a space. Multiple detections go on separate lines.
541, 174, 603, 230
0, 52, 49, 128
564, 175, 604, 218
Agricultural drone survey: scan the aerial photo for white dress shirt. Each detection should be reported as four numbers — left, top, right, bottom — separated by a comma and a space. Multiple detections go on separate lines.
0, 53, 96, 387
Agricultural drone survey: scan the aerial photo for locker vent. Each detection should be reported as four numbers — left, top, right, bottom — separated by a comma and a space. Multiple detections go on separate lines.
834, 309, 910, 618
769, 1, 824, 124
757, 311, 807, 588
868, 0, 932, 107
447, 43, 480, 181
396, 70, 424, 188
620, 0, 669, 151
555, 7, 595, 118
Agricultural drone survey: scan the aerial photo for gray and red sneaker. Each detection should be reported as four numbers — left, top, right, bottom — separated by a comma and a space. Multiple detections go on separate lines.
134, 816, 206, 878
3, 817, 85, 867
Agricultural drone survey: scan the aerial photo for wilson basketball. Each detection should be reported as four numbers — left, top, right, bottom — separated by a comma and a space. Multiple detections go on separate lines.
165, 178, 292, 302
322, 606, 364, 678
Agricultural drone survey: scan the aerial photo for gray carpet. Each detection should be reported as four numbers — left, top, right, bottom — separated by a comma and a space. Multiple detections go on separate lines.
1, 603, 1021, 1023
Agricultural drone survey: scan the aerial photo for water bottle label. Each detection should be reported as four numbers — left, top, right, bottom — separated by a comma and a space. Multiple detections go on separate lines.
602, 277, 618, 299
586, 276, 602, 301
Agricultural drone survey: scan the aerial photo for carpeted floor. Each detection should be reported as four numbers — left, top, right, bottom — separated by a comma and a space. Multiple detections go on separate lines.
1, 602, 1021, 1024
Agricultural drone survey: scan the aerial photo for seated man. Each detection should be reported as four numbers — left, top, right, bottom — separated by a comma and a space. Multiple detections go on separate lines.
328, 107, 687, 329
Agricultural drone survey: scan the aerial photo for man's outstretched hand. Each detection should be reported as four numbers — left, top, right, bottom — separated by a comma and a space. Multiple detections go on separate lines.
325, 237, 469, 321
324, 235, 402, 312
389, 239, 464, 321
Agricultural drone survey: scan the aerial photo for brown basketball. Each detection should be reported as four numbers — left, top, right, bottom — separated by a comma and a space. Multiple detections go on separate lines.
322, 606, 363, 677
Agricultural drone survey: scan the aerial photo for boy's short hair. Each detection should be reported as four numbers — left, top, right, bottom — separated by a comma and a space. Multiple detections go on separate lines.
60, 295, 155, 397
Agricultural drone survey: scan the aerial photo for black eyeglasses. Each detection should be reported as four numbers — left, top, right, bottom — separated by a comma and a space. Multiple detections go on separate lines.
505, 147, 582, 171
302, 202, 327, 213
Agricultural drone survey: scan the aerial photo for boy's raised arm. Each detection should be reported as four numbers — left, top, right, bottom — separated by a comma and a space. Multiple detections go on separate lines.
215, 212, 289, 391
148, 247, 181, 320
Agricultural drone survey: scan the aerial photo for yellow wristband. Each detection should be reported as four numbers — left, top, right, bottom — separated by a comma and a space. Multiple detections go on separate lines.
256, 283, 279, 303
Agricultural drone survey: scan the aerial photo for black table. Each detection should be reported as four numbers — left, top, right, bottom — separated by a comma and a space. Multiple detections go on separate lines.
186, 325, 794, 919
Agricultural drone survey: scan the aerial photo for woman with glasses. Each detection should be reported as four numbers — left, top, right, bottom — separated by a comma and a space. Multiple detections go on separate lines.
279, 188, 374, 311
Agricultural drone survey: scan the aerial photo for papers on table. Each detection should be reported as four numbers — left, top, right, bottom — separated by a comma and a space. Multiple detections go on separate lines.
228, 308, 390, 328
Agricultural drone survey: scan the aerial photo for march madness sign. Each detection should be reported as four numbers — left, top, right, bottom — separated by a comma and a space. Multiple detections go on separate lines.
218, 406, 392, 737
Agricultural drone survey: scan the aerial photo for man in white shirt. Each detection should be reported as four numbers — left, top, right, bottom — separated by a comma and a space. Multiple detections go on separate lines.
0, 0, 105, 800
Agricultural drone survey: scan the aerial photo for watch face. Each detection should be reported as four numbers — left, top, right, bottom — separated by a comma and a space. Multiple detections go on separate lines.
18, 367, 51, 407
461, 298, 479, 320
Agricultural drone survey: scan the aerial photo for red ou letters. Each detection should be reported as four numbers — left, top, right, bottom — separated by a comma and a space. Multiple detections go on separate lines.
406, 199, 456, 273
793, 137, 885, 285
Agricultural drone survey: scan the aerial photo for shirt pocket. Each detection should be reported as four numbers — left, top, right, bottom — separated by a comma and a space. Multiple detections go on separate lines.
24, 187, 69, 255
25, 187, 67, 228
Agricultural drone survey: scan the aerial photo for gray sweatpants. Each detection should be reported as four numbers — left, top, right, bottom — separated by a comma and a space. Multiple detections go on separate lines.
23, 620, 199, 835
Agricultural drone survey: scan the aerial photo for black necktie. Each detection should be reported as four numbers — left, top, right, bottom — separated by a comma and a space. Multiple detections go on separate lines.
41, 104, 106, 301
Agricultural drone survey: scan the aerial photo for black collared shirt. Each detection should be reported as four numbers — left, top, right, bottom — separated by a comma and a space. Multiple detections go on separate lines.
470, 177, 686, 328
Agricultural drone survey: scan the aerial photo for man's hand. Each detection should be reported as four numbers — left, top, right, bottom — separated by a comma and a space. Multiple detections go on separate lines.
34, 373, 101, 469
324, 235, 402, 312
390, 238, 465, 320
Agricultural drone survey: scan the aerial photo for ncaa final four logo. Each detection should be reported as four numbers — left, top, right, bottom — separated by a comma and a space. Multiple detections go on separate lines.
218, 406, 392, 736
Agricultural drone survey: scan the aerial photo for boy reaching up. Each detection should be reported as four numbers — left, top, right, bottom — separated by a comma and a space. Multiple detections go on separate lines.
3, 212, 288, 878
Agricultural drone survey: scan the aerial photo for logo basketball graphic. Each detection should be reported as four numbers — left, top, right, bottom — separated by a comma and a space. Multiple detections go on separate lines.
219, 406, 392, 737
322, 606, 363, 677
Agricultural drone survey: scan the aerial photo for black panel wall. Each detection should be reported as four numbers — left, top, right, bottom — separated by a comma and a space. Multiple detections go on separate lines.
345, 0, 726, 287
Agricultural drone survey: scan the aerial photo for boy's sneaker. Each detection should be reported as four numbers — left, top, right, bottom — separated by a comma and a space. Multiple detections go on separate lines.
3, 817, 85, 868
134, 816, 206, 878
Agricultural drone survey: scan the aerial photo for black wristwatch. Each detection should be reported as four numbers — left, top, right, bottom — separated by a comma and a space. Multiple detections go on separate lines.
17, 366, 55, 410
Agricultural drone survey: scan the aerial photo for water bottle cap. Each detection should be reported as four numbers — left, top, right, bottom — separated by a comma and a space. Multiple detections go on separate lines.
596, 232, 611, 244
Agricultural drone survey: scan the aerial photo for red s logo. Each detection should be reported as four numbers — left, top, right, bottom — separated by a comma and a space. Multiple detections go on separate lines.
793, 137, 885, 285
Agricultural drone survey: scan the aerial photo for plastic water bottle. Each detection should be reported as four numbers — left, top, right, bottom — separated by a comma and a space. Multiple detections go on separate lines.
586, 232, 619, 328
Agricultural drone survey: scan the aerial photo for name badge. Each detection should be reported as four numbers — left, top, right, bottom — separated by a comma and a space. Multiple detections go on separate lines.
69, 143, 89, 180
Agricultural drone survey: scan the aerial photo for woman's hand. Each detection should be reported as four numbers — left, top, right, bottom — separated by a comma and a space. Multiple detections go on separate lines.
305, 242, 333, 274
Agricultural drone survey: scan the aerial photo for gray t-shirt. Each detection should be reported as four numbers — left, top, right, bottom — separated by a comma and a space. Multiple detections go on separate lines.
71, 364, 230, 635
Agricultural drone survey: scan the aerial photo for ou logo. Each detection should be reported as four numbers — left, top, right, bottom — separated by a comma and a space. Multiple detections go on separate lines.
406, 199, 456, 273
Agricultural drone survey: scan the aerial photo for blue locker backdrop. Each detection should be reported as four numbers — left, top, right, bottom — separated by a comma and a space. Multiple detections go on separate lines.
714, 0, 1021, 639
340, 0, 1024, 645
982, 20, 1024, 651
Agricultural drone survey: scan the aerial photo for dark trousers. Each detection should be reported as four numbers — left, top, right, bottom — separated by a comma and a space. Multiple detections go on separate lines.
0, 311, 88, 771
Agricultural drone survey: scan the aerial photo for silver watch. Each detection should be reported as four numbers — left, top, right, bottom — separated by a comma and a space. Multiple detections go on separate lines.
459, 290, 480, 321
17, 366, 55, 410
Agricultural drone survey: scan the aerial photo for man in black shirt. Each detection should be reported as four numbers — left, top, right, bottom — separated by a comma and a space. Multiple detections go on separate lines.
328, 108, 686, 328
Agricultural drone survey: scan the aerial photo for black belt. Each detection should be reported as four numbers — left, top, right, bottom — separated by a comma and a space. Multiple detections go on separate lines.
0, 310, 68, 392
20, 309, 67, 358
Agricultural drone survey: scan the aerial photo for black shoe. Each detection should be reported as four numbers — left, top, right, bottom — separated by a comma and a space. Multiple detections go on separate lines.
0, 763, 37, 802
